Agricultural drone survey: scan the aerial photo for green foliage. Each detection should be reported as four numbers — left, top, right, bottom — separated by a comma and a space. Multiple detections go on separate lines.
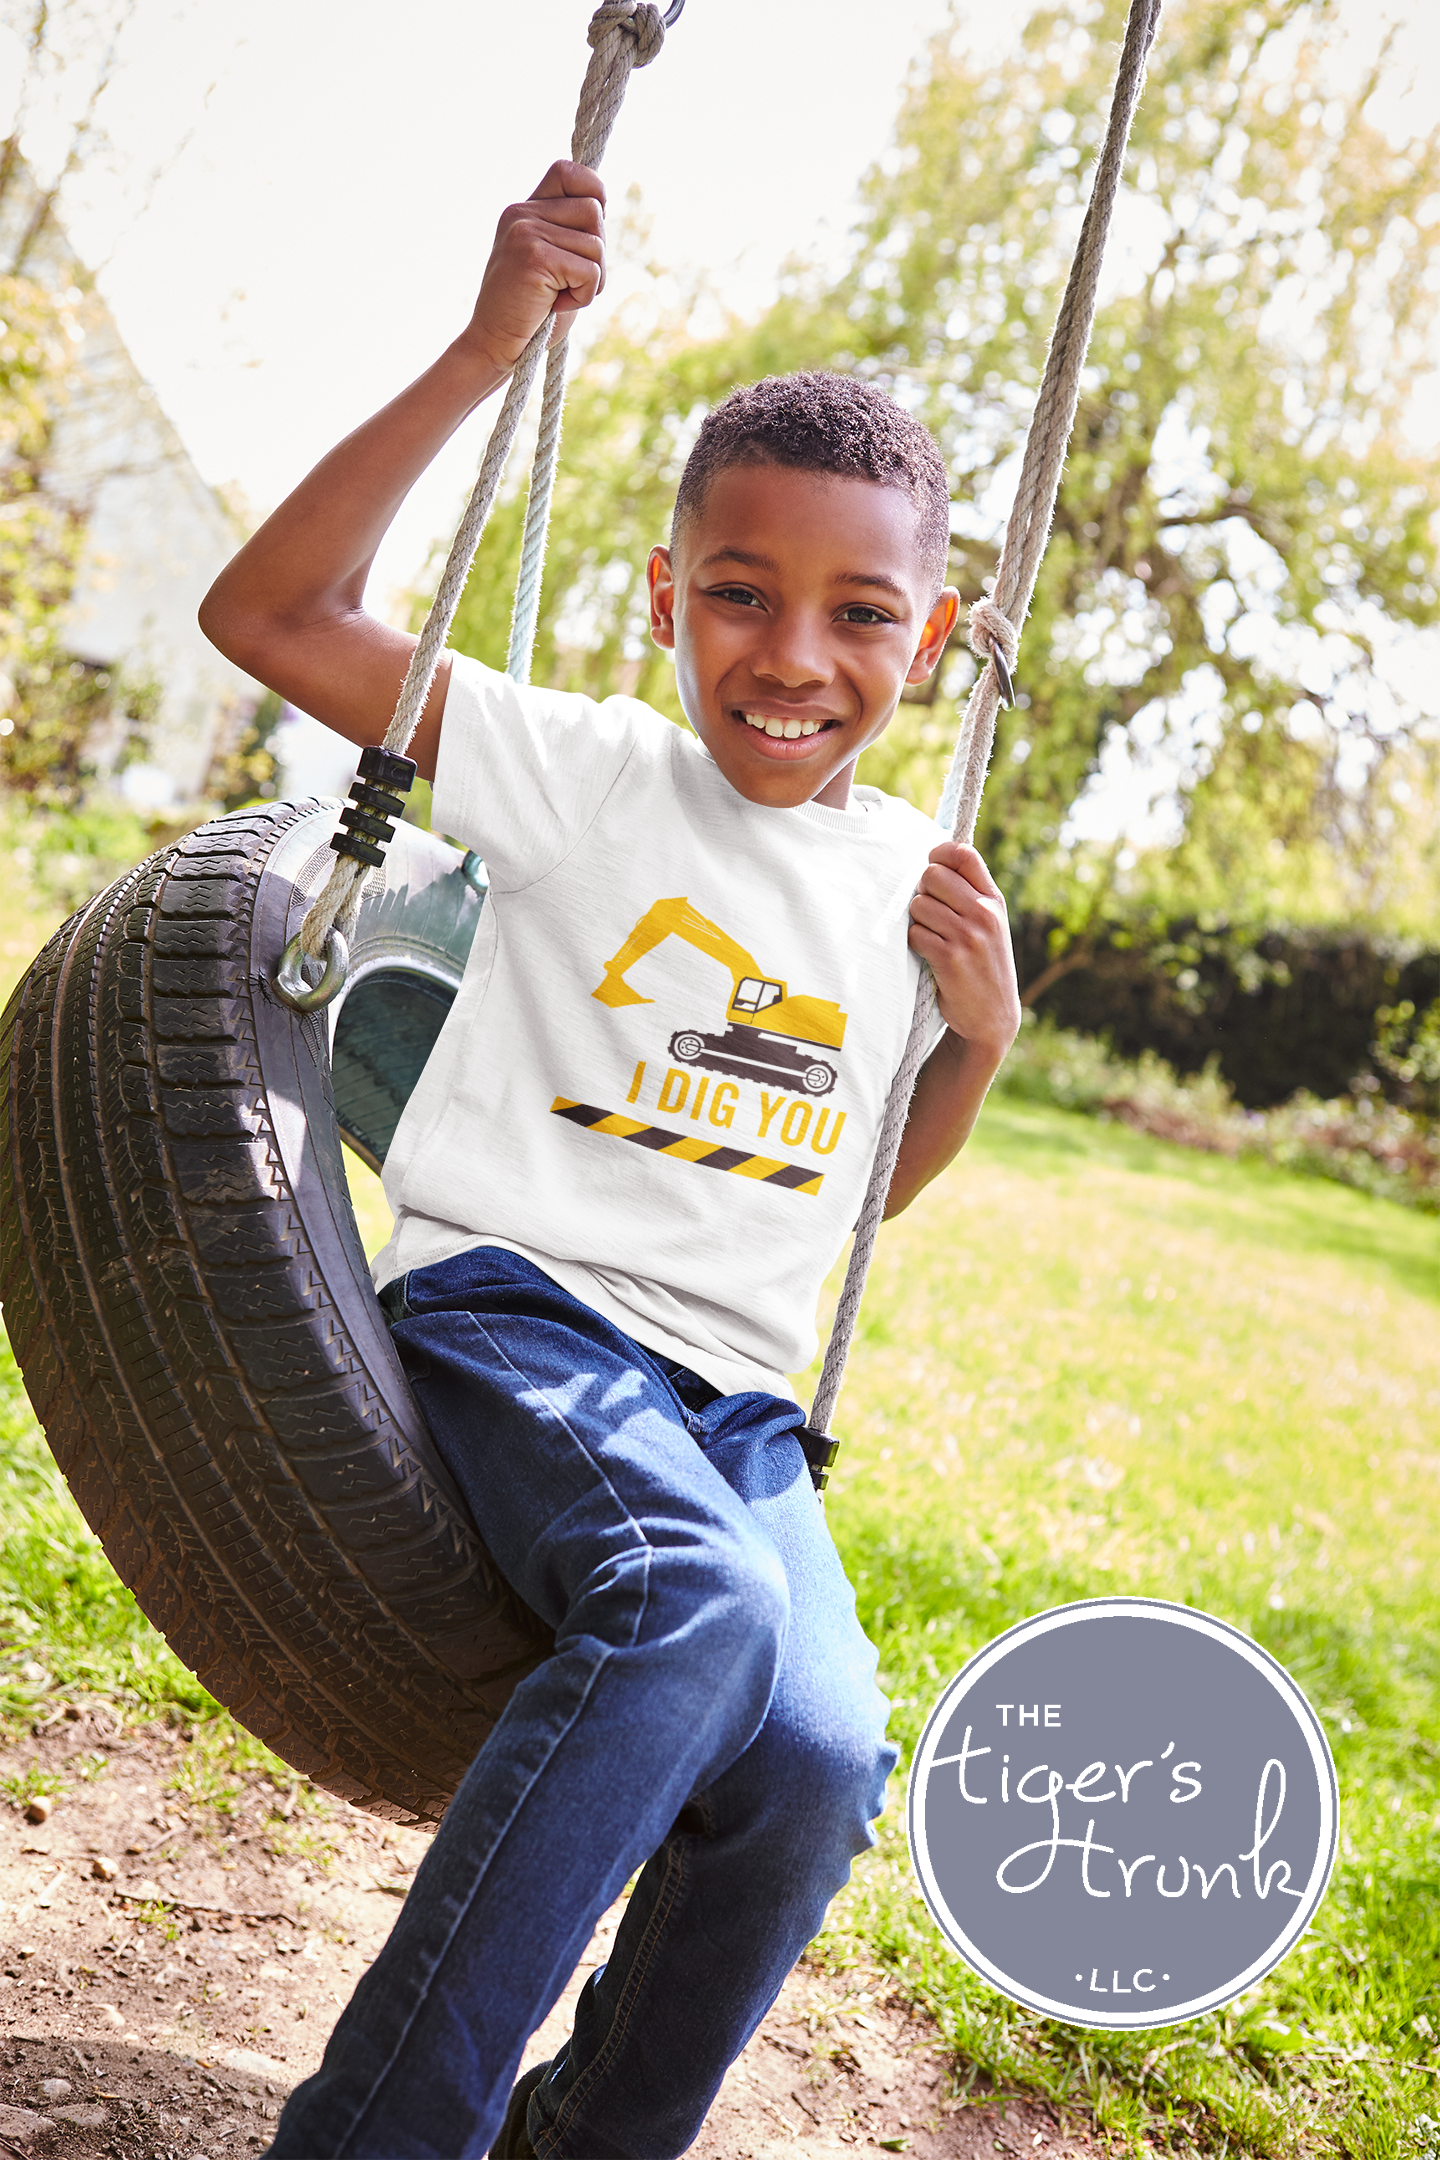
436, 1, 1439, 942
1373, 999, 1440, 1121
999, 1010, 1440, 1211
2, 652, 162, 807
165, 1725, 245, 1821
0, 272, 79, 653
207, 687, 285, 814
0, 790, 191, 922
845, 0, 1440, 910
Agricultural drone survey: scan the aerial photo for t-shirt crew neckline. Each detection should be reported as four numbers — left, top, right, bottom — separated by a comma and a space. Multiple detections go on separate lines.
794, 793, 875, 834
683, 729, 875, 835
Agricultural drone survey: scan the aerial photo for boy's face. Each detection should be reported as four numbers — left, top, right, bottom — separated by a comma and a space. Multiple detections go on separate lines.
647, 463, 959, 812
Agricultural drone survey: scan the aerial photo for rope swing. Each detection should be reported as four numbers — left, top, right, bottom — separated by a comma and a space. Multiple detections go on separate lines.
813, 0, 1164, 1438
283, 0, 1164, 1463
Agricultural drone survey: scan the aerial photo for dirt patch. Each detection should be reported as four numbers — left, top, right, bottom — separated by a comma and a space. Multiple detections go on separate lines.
0, 1713, 1102, 2157
522, 1931, 1104, 2157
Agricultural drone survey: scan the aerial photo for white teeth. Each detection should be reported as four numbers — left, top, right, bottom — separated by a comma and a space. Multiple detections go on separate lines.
740, 712, 824, 738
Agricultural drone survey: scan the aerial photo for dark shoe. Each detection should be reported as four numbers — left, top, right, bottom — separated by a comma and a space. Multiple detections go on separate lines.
489, 2058, 550, 2158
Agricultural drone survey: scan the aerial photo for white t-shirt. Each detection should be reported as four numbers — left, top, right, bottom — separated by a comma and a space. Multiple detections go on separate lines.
371, 653, 944, 1399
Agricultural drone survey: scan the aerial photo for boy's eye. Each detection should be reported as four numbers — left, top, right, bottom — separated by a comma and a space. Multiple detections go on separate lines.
707, 584, 764, 608
840, 604, 895, 625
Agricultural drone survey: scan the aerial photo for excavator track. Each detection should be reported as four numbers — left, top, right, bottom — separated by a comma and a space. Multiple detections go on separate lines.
668, 1026, 837, 1097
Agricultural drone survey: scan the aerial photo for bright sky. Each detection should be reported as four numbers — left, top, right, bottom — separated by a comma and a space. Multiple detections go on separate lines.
19, 0, 1416, 596
16, 0, 1430, 601
3, 0, 1437, 818
20, 0, 978, 612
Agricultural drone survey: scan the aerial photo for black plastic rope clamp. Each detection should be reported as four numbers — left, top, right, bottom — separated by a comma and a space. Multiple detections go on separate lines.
796, 1425, 840, 1494
330, 745, 417, 869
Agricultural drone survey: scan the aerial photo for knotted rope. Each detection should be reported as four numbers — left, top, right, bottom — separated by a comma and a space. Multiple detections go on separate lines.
298, 0, 667, 961
808, 0, 1163, 1436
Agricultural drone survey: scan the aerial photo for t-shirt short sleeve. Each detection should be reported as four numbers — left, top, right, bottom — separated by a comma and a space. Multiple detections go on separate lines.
432, 651, 647, 891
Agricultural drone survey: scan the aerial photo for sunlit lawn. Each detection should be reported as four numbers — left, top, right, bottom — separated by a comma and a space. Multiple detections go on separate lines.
804, 1101, 1440, 2158
827, 1098, 1437, 1613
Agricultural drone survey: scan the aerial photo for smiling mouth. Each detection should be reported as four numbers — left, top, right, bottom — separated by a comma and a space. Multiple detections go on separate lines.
737, 710, 838, 742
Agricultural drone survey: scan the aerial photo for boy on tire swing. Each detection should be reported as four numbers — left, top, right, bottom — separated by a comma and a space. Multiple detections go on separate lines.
202, 159, 1020, 2160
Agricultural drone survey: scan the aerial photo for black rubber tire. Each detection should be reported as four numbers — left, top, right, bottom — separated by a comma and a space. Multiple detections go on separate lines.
0, 799, 551, 1822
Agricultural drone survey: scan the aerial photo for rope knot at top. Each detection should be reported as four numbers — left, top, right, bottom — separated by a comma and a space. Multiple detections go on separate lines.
967, 596, 1018, 672
573, 2, 666, 165
587, 1, 665, 66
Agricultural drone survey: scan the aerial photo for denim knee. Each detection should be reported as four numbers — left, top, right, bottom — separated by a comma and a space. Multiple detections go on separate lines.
641, 1528, 791, 1758
760, 1684, 895, 1863
816, 1707, 894, 1831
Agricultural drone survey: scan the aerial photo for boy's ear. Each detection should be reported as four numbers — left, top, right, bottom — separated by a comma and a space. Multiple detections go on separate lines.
648, 546, 676, 649
906, 587, 961, 685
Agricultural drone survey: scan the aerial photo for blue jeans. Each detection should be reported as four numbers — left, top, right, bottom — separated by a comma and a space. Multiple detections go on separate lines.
267, 1247, 895, 2159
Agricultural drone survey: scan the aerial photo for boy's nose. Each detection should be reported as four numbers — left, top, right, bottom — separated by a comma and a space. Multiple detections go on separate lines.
750, 613, 830, 689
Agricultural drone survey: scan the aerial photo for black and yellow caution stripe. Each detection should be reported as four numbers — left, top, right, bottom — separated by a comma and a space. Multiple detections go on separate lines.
550, 1098, 823, 1196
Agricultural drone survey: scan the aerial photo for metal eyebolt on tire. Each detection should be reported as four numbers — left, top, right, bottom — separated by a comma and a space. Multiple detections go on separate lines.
0, 798, 551, 1822
274, 927, 350, 1014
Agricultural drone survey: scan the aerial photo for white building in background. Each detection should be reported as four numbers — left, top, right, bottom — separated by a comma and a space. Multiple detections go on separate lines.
60, 339, 261, 809
1, 159, 261, 807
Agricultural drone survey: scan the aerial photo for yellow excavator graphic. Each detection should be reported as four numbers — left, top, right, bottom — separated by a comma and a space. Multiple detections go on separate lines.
593, 898, 846, 1097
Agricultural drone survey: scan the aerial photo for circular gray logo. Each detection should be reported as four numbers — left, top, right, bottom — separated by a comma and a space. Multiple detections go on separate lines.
908, 1599, 1338, 2027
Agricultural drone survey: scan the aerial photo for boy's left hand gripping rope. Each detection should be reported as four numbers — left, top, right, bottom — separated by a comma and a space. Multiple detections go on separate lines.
273, 0, 674, 1015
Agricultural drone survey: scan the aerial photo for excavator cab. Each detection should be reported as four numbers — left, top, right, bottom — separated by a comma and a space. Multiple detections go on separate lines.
594, 899, 846, 1096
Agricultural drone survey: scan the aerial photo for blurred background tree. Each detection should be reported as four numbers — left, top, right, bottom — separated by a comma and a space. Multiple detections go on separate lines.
0, 0, 174, 811
0, 0, 278, 995
0, 260, 165, 810
440, 0, 1440, 962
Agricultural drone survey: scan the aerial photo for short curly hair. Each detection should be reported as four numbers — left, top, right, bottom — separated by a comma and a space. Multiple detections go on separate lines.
671, 371, 952, 598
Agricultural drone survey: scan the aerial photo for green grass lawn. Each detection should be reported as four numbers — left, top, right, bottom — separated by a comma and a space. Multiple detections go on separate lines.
803, 1100, 1440, 2157
3, 1084, 1437, 2155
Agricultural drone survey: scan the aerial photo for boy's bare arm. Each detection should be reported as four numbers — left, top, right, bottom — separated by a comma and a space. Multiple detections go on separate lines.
197, 162, 607, 782
884, 842, 1022, 1217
